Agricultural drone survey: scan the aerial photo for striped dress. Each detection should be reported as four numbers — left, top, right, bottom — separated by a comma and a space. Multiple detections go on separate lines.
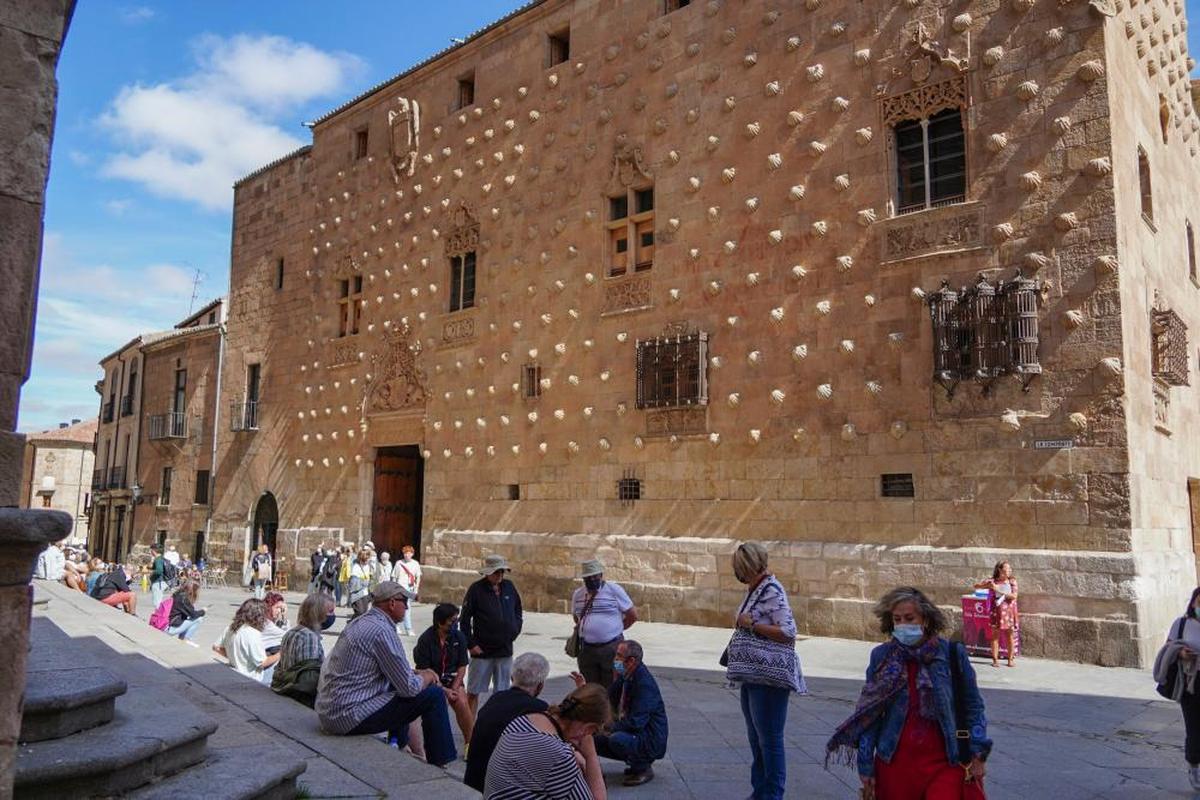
483, 715, 593, 800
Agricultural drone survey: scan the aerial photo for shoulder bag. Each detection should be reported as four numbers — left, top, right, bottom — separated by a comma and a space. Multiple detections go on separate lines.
565, 592, 595, 658
722, 579, 802, 690
948, 641, 973, 766
1156, 617, 1189, 699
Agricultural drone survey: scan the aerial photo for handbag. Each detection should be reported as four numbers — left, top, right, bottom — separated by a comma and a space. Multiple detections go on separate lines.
723, 579, 801, 690
1156, 617, 1189, 699
565, 592, 595, 658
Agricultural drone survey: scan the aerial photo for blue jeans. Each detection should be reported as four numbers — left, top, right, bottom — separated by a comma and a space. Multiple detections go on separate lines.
400, 604, 413, 633
166, 616, 204, 640
595, 731, 652, 772
740, 683, 790, 800
348, 684, 457, 767
151, 580, 168, 609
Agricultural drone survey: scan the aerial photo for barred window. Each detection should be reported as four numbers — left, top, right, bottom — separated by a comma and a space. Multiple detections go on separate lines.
894, 108, 966, 215
456, 73, 475, 110
338, 275, 363, 337
927, 272, 1041, 396
618, 470, 641, 505
522, 363, 542, 399
1152, 308, 1189, 386
635, 332, 708, 409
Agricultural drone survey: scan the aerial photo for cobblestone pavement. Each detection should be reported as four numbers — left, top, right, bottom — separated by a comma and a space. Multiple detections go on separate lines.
132, 583, 1191, 798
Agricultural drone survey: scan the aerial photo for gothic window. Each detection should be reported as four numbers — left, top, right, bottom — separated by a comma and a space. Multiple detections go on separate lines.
894, 107, 966, 214
456, 73, 475, 110
927, 272, 1041, 396
635, 332, 708, 409
548, 28, 570, 67
1152, 308, 1189, 386
338, 275, 363, 337
1138, 146, 1154, 225
449, 252, 476, 312
607, 185, 654, 277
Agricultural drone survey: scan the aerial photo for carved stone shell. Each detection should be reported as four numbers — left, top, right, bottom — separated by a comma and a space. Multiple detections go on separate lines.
840, 424, 857, 441
952, 13, 973, 31
743, 52, 758, 67
747, 349, 762, 363
829, 21, 847, 37
992, 222, 1015, 242
1016, 80, 1040, 100
1054, 212, 1079, 231
770, 307, 785, 322
745, 196, 759, 213
767, 152, 783, 170
1100, 356, 1122, 376
764, 80, 782, 96
1000, 410, 1022, 432
723, 96, 737, 111
812, 220, 828, 236
888, 332, 906, 348
986, 133, 1009, 153
1086, 157, 1112, 176
911, 287, 927, 302
707, 206, 721, 222
832, 96, 850, 112
834, 174, 850, 191
722, 167, 737, 183
748, 429, 762, 444
810, 140, 827, 155
786, 36, 801, 51
688, 176, 702, 192
806, 64, 825, 82
890, 421, 908, 440
768, 229, 784, 244
805, 0, 821, 9
1077, 60, 1105, 82
857, 208, 877, 226
792, 427, 807, 441
791, 265, 808, 280
854, 48, 871, 66
836, 255, 854, 272
745, 121, 762, 138
792, 344, 809, 360
816, 300, 832, 315
817, 384, 833, 399
864, 294, 876, 307
983, 47, 1005, 67
1045, 27, 1065, 45
770, 389, 787, 405
839, 339, 856, 353
1095, 254, 1119, 273
1020, 171, 1043, 191
707, 280, 723, 295
1012, 0, 1035, 12
708, 432, 721, 446
1068, 412, 1088, 432
787, 110, 805, 127
706, 134, 720, 150
1025, 251, 1051, 270
727, 392, 741, 407
790, 185, 806, 200
866, 381, 883, 397
855, 127, 874, 145
1064, 309, 1085, 328
1052, 116, 1072, 134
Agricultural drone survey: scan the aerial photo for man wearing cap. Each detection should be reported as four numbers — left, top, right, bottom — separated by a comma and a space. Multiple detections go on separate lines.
460, 554, 524, 717
316, 581, 457, 766
572, 558, 638, 688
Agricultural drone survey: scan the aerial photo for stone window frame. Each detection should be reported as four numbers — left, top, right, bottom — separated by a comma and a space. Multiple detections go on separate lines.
158, 466, 172, 508
448, 251, 477, 313
547, 26, 570, 68
605, 184, 655, 278
635, 331, 709, 409
455, 71, 476, 112
353, 126, 369, 161
881, 76, 970, 217
1138, 146, 1155, 229
337, 274, 364, 338
521, 362, 542, 400
194, 469, 210, 506
1187, 220, 1197, 287
662, 0, 691, 14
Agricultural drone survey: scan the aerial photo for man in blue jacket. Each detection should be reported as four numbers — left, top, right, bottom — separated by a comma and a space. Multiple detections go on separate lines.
595, 639, 668, 786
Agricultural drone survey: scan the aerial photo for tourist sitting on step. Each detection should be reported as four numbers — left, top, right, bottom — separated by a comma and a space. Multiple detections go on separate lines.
83, 557, 106, 595
273, 591, 336, 708
592, 640, 668, 787
315, 581, 458, 767
464, 652, 550, 792
261, 591, 289, 654
213, 598, 280, 685
165, 579, 206, 642
483, 682, 610, 800
413, 602, 474, 750
89, 563, 137, 615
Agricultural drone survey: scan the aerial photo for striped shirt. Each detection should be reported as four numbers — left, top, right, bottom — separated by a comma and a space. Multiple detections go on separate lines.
315, 607, 422, 734
571, 582, 633, 645
278, 625, 324, 672
483, 714, 593, 800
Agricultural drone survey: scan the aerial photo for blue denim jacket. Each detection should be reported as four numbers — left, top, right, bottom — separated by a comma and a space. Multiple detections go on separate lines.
857, 638, 991, 777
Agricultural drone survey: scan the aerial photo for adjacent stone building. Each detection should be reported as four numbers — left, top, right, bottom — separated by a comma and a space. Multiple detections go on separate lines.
19, 418, 96, 545
211, 0, 1200, 666
90, 300, 223, 562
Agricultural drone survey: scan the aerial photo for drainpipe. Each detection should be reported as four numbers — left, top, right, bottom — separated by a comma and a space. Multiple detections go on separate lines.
204, 317, 225, 564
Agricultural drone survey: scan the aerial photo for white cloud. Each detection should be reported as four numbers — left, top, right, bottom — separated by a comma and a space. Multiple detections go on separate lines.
100, 34, 363, 211
120, 6, 155, 24
103, 198, 133, 215
67, 149, 91, 166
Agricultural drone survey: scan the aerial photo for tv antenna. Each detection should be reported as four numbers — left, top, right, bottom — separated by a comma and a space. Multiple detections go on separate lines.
187, 267, 205, 315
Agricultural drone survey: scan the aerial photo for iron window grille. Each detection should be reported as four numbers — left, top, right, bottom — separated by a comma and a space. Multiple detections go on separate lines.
522, 363, 542, 399
1152, 308, 1189, 386
617, 470, 641, 505
927, 271, 1041, 397
881, 473, 916, 498
635, 332, 709, 409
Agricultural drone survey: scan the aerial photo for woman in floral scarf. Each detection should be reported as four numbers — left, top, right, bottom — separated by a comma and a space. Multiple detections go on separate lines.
826, 587, 992, 800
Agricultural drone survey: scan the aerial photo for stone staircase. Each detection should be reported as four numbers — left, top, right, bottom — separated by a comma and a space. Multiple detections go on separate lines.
15, 619, 306, 799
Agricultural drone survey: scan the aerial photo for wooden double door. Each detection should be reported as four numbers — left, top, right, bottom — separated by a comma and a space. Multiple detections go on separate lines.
372, 446, 424, 558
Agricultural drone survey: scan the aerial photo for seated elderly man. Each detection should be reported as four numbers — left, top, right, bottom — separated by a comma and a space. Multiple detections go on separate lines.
315, 581, 457, 766
594, 640, 668, 787
463, 652, 550, 792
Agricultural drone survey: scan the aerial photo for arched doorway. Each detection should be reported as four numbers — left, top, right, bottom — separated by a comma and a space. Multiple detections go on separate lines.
251, 492, 279, 557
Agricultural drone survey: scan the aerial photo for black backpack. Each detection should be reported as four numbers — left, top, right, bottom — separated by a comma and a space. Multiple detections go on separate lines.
1157, 617, 1189, 699
161, 559, 179, 585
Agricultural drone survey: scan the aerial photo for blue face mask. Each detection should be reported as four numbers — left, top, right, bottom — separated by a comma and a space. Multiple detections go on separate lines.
321, 613, 337, 630
612, 660, 626, 676
893, 623, 924, 647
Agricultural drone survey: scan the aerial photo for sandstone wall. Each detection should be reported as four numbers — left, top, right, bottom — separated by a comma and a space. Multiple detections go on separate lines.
210, 0, 1200, 665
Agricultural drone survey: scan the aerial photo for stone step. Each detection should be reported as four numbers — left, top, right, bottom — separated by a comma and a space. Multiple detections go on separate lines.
14, 686, 218, 799
126, 744, 307, 800
20, 666, 127, 743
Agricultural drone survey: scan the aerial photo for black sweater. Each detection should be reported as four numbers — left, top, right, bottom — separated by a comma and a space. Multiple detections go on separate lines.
460, 578, 523, 659
168, 590, 205, 628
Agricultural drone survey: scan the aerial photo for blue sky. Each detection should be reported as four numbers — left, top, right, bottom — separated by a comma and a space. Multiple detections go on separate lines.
17, 1, 1200, 432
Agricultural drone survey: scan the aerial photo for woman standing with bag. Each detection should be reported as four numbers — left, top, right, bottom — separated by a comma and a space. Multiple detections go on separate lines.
724, 542, 805, 800
1153, 587, 1200, 790
826, 586, 991, 800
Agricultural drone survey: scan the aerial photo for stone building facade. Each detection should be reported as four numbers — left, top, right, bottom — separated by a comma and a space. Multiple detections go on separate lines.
19, 418, 96, 545
90, 300, 223, 562
212, 0, 1200, 666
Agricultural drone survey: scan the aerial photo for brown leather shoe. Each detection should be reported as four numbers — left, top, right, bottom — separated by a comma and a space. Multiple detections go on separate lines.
623, 767, 655, 786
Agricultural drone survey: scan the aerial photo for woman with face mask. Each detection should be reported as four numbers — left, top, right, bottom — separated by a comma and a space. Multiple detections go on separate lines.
271, 592, 337, 707
724, 542, 805, 800
826, 587, 992, 800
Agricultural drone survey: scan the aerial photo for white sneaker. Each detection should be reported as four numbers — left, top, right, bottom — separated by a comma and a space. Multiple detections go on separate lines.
1188, 765, 1200, 791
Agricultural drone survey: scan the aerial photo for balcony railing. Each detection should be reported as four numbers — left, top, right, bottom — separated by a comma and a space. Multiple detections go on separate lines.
148, 412, 188, 440
91, 469, 105, 491
120, 395, 134, 417
230, 400, 259, 432
107, 466, 126, 490
101, 402, 114, 424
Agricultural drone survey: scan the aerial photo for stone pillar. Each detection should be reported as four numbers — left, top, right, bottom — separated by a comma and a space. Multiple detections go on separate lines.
0, 2, 75, 797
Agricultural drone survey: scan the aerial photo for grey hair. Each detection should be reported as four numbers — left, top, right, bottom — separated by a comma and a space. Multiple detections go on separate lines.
620, 640, 644, 662
732, 541, 770, 583
511, 652, 550, 690
873, 586, 948, 637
